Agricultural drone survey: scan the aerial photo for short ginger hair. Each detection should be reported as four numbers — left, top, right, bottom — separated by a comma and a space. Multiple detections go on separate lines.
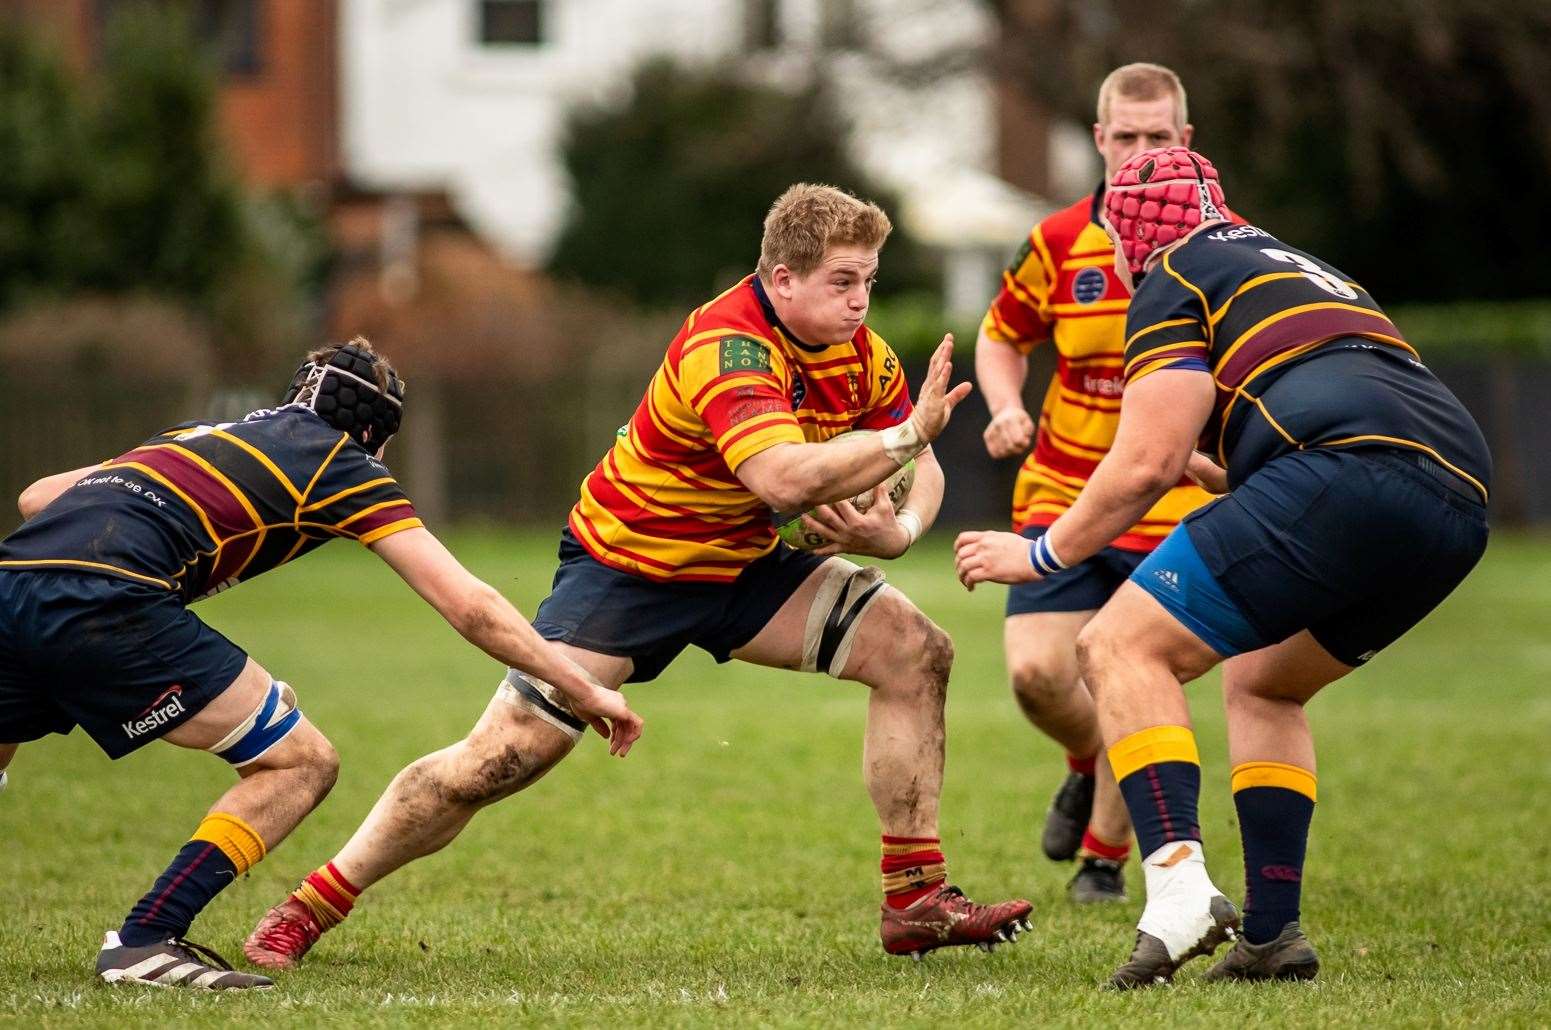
756, 184, 892, 281
1096, 62, 1188, 127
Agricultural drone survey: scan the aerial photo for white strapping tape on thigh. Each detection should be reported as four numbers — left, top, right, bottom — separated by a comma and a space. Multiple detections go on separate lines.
801, 560, 888, 677
496, 670, 586, 741
208, 680, 301, 767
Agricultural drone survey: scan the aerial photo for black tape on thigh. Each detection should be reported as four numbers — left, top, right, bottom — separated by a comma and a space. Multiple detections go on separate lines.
514, 674, 587, 734
817, 570, 887, 673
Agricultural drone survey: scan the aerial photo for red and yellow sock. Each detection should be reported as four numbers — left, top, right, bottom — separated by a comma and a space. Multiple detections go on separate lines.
291, 861, 361, 929
1067, 752, 1098, 776
881, 835, 946, 909
1078, 827, 1130, 863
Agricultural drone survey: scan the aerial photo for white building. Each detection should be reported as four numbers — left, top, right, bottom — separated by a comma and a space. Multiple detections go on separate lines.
342, 0, 1079, 314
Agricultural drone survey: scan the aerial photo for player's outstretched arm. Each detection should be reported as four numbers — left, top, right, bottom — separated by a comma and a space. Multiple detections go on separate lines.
954, 369, 1213, 589
17, 464, 102, 520
369, 528, 642, 756
737, 335, 972, 512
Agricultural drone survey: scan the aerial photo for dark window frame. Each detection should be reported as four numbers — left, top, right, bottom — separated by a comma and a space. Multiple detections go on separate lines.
477, 0, 546, 47
90, 0, 265, 78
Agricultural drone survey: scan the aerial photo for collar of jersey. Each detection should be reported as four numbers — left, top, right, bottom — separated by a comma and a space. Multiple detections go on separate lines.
749, 275, 835, 355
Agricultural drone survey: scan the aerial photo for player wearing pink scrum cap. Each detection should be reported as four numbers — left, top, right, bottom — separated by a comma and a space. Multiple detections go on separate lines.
1103, 146, 1230, 278
957, 146, 1490, 987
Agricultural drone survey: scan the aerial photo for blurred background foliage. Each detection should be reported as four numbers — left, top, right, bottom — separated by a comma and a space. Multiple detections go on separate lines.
547, 57, 938, 311
0, 5, 323, 377
0, 1, 1548, 527
982, 0, 1551, 306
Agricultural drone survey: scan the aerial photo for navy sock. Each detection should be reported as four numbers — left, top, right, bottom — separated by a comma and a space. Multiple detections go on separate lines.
1110, 726, 1202, 858
1234, 771, 1316, 944
119, 840, 240, 947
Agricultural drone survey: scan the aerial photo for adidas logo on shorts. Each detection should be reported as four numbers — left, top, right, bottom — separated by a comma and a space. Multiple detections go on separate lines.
1152, 569, 1182, 592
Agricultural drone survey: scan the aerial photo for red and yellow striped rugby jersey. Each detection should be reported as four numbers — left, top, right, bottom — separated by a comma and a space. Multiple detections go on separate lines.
981, 190, 1210, 551
570, 275, 913, 582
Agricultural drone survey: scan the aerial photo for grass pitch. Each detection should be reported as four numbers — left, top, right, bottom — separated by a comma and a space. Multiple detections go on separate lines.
3, 528, 1550, 1027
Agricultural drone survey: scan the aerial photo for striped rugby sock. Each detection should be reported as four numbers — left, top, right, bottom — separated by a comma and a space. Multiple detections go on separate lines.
1078, 827, 1130, 863
119, 812, 267, 947
881, 835, 946, 909
291, 861, 361, 929
1233, 761, 1317, 944
1108, 725, 1202, 858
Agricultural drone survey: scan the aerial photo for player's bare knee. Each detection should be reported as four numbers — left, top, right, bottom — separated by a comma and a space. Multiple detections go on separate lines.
1074, 617, 1123, 689
441, 720, 569, 808
883, 606, 952, 706
1008, 649, 1080, 710
291, 726, 340, 803
918, 617, 954, 692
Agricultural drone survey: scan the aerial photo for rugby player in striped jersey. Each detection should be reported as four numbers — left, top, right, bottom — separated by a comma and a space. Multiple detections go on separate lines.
0, 340, 639, 989
975, 63, 1213, 902
956, 148, 1490, 987
246, 185, 1032, 969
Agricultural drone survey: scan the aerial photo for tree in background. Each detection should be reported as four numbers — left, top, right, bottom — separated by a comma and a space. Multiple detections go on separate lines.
983, 0, 1551, 304
549, 57, 936, 310
0, 6, 323, 376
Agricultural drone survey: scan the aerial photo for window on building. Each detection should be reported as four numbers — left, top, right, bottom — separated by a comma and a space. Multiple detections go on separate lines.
91, 0, 263, 76
819, 0, 861, 51
743, 0, 781, 51
478, 0, 545, 46
195, 0, 263, 76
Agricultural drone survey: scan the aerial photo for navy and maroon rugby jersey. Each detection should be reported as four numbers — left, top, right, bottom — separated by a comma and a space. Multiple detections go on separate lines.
1122, 223, 1490, 500
0, 406, 422, 601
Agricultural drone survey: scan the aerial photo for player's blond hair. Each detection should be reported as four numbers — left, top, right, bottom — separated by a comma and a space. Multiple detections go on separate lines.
1096, 63, 1188, 127
756, 184, 892, 280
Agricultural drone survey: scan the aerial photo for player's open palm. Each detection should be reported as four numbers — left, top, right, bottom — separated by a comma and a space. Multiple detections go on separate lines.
909, 335, 974, 444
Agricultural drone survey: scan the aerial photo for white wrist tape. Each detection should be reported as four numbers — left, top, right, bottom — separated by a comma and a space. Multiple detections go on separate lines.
1028, 533, 1070, 577
896, 510, 923, 548
879, 419, 926, 466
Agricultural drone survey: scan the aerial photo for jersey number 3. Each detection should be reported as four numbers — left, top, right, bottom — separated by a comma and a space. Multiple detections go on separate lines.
1261, 248, 1358, 300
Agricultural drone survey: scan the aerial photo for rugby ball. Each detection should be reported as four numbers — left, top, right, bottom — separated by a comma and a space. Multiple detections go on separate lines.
775, 429, 916, 551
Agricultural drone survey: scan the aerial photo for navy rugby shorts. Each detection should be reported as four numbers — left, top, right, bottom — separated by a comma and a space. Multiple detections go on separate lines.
532, 528, 828, 683
1005, 524, 1147, 617
1131, 447, 1488, 666
0, 571, 247, 758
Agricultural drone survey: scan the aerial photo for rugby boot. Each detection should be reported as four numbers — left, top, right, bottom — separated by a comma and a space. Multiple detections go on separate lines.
96, 930, 272, 990
880, 884, 1034, 961
243, 897, 324, 970
1041, 771, 1094, 862
1067, 857, 1127, 903
1203, 921, 1320, 982
1107, 841, 1239, 989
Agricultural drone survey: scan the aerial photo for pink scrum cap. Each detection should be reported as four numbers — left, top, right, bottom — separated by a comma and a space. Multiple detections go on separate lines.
1103, 146, 1232, 275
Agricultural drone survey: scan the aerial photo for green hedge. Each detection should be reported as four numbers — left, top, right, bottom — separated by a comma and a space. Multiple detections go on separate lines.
1389, 300, 1551, 359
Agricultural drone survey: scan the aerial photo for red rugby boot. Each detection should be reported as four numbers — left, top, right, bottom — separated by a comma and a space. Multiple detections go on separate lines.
243, 897, 325, 970
880, 884, 1034, 961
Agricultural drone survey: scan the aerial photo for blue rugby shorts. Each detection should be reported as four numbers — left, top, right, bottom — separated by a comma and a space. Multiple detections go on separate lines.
532, 528, 828, 683
1131, 447, 1488, 665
